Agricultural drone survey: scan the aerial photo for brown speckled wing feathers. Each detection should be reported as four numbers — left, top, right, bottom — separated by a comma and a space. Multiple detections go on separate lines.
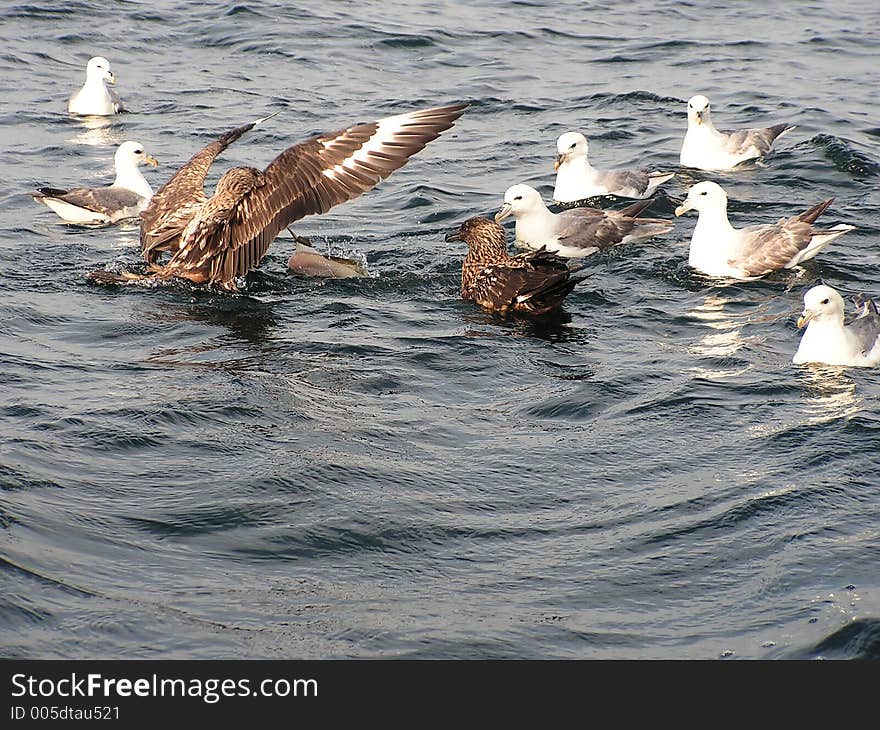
140, 120, 268, 263
218, 105, 467, 281
466, 248, 576, 315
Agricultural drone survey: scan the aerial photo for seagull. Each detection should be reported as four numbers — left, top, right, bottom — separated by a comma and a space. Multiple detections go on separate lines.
674, 181, 854, 279
67, 56, 123, 116
793, 284, 880, 367
32, 141, 157, 224
89, 103, 467, 289
679, 95, 795, 170
445, 216, 582, 316
495, 184, 673, 258
553, 131, 675, 202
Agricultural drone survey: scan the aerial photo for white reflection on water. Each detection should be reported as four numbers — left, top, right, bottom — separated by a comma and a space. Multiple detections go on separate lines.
66, 115, 124, 148
749, 364, 863, 442
687, 294, 752, 378
796, 366, 862, 424
111, 221, 141, 250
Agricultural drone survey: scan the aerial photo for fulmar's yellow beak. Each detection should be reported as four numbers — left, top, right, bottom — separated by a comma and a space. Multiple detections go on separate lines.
144, 154, 159, 167
674, 200, 693, 217
495, 203, 513, 223
554, 153, 565, 171
797, 310, 815, 329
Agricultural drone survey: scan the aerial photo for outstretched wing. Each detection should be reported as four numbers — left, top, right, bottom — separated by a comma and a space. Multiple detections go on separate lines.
140, 117, 270, 263
205, 103, 468, 283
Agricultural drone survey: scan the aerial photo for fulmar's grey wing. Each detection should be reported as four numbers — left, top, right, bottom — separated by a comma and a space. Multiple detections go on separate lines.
554, 196, 671, 253
35, 185, 142, 218
853, 294, 880, 319
847, 301, 880, 355
730, 198, 835, 276
728, 220, 814, 277
722, 122, 795, 160
597, 168, 651, 198
729, 221, 813, 276
848, 314, 880, 355
109, 87, 124, 113
554, 207, 639, 253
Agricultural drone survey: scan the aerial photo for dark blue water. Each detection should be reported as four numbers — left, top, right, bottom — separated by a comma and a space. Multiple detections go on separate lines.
1, 1, 879, 659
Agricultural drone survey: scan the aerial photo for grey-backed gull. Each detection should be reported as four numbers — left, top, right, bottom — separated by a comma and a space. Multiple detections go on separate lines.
674, 181, 853, 279
553, 131, 674, 202
68, 56, 123, 116
793, 284, 880, 367
679, 94, 795, 170
495, 183, 673, 258
33, 141, 156, 224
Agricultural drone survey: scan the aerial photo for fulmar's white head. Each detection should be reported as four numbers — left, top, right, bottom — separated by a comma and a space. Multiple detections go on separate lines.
797, 285, 846, 329
687, 94, 712, 127
674, 180, 728, 217
554, 131, 589, 170
86, 56, 116, 85
495, 184, 547, 222
112, 141, 158, 197
114, 140, 157, 168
